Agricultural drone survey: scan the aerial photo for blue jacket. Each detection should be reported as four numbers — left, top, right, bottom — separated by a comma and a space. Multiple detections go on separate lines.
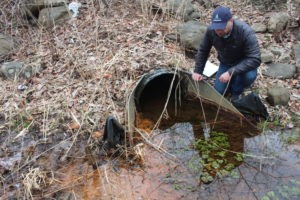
194, 19, 261, 76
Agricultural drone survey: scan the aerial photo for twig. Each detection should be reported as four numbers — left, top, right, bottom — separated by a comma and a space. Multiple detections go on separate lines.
135, 128, 176, 159
237, 167, 259, 200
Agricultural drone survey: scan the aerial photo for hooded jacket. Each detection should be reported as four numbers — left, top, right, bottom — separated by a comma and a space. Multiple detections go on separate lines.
194, 19, 261, 76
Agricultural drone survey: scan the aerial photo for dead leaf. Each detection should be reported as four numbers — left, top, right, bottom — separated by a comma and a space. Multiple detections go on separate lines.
92, 131, 103, 139
291, 79, 298, 86
103, 74, 112, 79
19, 99, 26, 108
69, 122, 80, 130
26, 115, 34, 121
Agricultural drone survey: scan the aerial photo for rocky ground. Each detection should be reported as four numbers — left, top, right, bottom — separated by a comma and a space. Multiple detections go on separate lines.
0, 0, 299, 199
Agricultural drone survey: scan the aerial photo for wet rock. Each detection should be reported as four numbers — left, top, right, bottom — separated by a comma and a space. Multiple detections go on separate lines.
261, 50, 273, 63
177, 21, 207, 50
252, 23, 267, 33
267, 86, 290, 106
38, 6, 71, 27
293, 42, 300, 73
0, 34, 17, 58
263, 63, 296, 79
267, 12, 290, 33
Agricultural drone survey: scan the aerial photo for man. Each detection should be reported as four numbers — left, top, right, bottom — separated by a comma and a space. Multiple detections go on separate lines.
192, 6, 261, 100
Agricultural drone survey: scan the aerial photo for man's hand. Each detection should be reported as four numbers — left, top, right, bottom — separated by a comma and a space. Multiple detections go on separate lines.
192, 72, 203, 81
219, 71, 231, 83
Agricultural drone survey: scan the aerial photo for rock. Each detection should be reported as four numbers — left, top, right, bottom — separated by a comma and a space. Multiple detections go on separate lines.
278, 52, 291, 63
38, 6, 71, 27
295, 28, 300, 41
23, 58, 44, 79
0, 59, 44, 79
177, 21, 207, 50
293, 42, 300, 73
0, 34, 17, 58
267, 86, 290, 106
0, 61, 23, 79
267, 12, 290, 33
261, 50, 273, 63
164, 33, 179, 42
195, 0, 213, 8
165, 0, 195, 21
263, 63, 296, 79
184, 11, 201, 22
294, 0, 300, 14
21, 0, 67, 21
269, 46, 284, 56
252, 23, 267, 33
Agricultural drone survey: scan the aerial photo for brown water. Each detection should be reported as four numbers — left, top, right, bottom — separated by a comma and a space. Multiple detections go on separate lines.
137, 91, 259, 151
51, 128, 300, 200
51, 88, 299, 200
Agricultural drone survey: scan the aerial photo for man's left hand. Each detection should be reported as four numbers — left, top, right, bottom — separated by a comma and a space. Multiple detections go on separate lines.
219, 72, 231, 83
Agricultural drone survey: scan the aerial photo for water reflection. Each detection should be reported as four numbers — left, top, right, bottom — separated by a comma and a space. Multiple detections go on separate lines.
92, 126, 299, 200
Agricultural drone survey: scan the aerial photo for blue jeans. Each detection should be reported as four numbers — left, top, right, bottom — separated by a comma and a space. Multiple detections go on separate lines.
214, 64, 257, 96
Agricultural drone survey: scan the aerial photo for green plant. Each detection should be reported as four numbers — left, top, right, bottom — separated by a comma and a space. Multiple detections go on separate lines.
281, 131, 300, 145
273, 116, 281, 127
12, 113, 33, 131
261, 179, 300, 200
257, 120, 270, 131
234, 153, 244, 162
195, 131, 244, 183
173, 183, 181, 190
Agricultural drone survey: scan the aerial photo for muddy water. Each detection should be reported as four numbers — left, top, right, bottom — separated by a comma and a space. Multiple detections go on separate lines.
53, 128, 300, 200
137, 91, 259, 151
50, 90, 299, 199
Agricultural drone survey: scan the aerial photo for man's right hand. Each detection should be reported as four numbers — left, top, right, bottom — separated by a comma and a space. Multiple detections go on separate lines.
192, 72, 203, 81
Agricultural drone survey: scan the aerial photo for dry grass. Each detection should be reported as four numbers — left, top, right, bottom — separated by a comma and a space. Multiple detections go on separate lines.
22, 167, 47, 199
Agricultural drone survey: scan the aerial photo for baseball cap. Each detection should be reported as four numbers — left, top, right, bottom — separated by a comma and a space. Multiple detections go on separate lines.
211, 6, 232, 30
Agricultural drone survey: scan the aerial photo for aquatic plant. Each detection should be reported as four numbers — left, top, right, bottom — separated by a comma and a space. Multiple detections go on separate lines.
195, 131, 244, 184
261, 179, 300, 200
